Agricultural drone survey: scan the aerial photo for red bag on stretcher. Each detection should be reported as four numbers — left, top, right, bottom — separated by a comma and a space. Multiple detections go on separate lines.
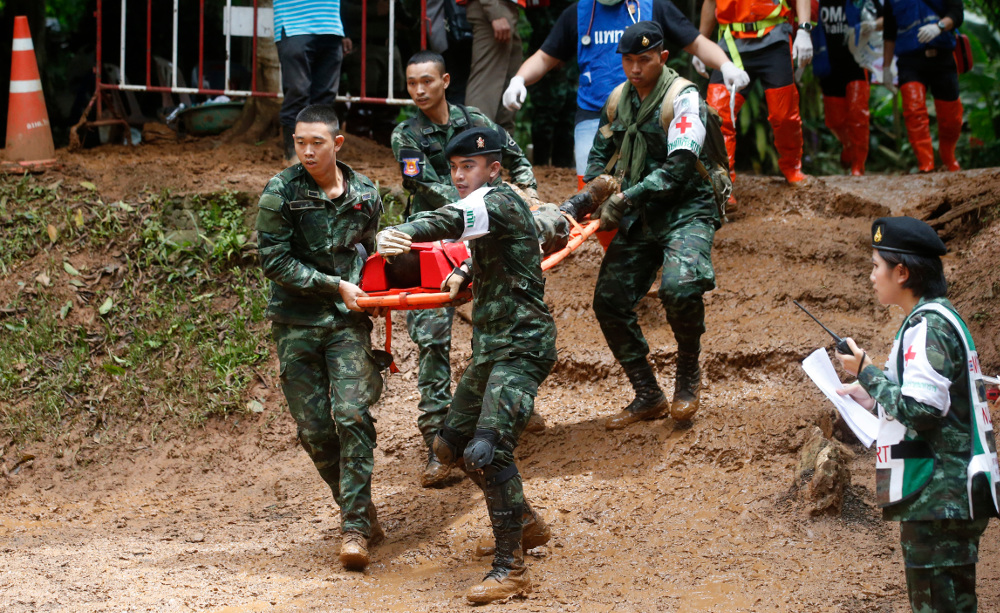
358, 241, 472, 309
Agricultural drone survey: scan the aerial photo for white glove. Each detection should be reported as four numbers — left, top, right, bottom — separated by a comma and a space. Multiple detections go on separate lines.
792, 29, 814, 68
859, 20, 876, 36
502, 76, 527, 111
440, 264, 471, 299
692, 56, 708, 79
720, 61, 750, 92
375, 228, 412, 257
882, 61, 898, 95
917, 23, 942, 44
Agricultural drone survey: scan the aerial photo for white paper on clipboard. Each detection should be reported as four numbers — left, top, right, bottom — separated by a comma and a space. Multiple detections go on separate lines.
801, 348, 879, 448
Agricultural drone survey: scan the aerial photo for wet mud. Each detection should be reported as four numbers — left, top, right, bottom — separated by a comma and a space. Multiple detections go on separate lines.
1, 137, 999, 612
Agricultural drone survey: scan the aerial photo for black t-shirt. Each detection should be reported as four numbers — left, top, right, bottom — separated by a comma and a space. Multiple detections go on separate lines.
883, 0, 964, 45
540, 0, 701, 62
819, 0, 855, 67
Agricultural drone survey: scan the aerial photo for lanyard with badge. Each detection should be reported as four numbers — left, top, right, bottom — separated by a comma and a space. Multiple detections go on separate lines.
581, 0, 640, 46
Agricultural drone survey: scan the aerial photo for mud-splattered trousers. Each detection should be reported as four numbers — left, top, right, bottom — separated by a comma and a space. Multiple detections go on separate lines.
391, 182, 557, 558
584, 82, 720, 368
858, 298, 998, 612
255, 161, 384, 537
391, 104, 537, 446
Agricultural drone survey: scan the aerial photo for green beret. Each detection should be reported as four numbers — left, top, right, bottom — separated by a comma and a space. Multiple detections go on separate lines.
617, 21, 664, 55
445, 127, 502, 159
871, 216, 947, 256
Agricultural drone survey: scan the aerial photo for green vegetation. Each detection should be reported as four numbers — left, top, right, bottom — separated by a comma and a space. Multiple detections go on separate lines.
0, 177, 270, 445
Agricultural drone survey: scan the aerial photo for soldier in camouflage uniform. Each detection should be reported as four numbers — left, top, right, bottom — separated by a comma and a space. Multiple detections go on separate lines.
255, 105, 387, 571
836, 216, 999, 613
377, 127, 556, 604
579, 22, 720, 431
391, 50, 546, 488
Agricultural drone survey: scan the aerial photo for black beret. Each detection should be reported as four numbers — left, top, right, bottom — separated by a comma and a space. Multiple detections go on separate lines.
445, 127, 502, 159
871, 216, 947, 256
617, 21, 664, 54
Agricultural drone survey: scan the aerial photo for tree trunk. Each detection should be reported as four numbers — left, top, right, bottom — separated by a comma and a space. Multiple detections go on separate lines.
223, 0, 281, 144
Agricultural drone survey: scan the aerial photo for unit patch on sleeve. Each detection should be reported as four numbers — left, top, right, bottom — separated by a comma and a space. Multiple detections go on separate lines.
398, 148, 424, 179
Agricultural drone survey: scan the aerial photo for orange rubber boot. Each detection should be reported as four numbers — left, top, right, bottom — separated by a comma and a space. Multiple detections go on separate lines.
823, 95, 850, 169
707, 83, 745, 182
900, 82, 935, 172
845, 80, 871, 176
765, 84, 808, 184
934, 98, 963, 172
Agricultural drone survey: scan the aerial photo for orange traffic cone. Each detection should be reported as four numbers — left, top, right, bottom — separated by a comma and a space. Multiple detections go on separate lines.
3, 16, 55, 171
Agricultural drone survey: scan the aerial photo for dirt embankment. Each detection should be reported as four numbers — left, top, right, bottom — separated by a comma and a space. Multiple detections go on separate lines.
1, 138, 999, 612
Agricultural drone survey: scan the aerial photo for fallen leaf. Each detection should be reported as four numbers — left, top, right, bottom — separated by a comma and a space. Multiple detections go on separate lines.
35, 272, 51, 287
47, 179, 63, 191
59, 301, 72, 319
63, 262, 80, 276
98, 297, 113, 315
74, 209, 84, 228
116, 201, 135, 213
247, 399, 265, 413
80, 181, 97, 191
47, 224, 58, 242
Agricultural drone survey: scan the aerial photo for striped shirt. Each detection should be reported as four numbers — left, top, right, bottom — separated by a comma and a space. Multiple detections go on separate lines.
273, 0, 344, 41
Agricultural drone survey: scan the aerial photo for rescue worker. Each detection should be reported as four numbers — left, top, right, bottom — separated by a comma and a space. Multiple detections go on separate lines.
882, 0, 964, 172
501, 0, 747, 188
255, 105, 386, 571
584, 22, 720, 430
698, 0, 814, 185
391, 50, 544, 488
376, 127, 557, 604
836, 216, 999, 612
813, 0, 874, 175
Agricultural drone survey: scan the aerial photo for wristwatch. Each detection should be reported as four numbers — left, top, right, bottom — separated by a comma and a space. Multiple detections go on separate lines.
937, 19, 948, 30
798, 22, 814, 32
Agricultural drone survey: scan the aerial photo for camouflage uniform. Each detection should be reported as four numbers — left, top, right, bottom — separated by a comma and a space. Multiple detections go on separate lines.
858, 297, 997, 613
390, 104, 538, 446
255, 161, 384, 538
584, 70, 720, 373
391, 179, 556, 578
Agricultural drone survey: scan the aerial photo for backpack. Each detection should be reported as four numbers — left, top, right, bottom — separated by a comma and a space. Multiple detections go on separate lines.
604, 77, 733, 222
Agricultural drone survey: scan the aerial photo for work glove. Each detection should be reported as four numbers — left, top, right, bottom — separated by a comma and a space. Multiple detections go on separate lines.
692, 56, 709, 79
882, 61, 898, 95
917, 22, 942, 44
502, 76, 527, 111
375, 228, 412, 257
440, 263, 472, 299
792, 29, 814, 68
859, 20, 876, 36
597, 192, 629, 231
720, 61, 750, 92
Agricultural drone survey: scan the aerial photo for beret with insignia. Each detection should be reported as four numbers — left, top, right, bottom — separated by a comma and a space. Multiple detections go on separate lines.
445, 126, 503, 159
871, 216, 947, 256
617, 21, 664, 54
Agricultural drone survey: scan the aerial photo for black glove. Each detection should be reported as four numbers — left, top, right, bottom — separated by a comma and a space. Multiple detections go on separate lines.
558, 191, 596, 222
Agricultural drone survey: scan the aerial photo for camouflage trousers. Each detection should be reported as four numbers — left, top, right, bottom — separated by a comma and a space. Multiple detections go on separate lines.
272, 322, 384, 538
443, 352, 555, 532
593, 218, 716, 365
406, 307, 455, 448
900, 518, 991, 613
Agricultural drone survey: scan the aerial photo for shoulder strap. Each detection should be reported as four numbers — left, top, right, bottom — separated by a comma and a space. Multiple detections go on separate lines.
657, 77, 695, 132
604, 82, 627, 125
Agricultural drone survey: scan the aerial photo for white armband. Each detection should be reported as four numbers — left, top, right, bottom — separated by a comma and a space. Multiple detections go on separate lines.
667, 91, 706, 157
445, 185, 492, 241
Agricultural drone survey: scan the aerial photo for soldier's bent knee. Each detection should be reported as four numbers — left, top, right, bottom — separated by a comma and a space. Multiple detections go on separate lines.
432, 427, 469, 467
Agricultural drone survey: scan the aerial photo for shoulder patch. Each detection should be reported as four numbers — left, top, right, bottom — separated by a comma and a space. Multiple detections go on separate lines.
258, 192, 284, 212
398, 147, 424, 179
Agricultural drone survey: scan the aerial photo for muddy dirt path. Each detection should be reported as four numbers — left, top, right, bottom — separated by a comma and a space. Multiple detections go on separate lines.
2, 137, 999, 612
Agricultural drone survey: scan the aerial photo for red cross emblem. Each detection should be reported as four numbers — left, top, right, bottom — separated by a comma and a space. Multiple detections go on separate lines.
904, 345, 916, 365
676, 116, 693, 134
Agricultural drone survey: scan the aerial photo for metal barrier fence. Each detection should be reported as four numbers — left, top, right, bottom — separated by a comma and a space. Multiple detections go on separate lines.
72, 0, 427, 145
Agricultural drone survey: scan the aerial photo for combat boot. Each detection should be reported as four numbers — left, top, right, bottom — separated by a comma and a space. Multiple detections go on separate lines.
465, 532, 532, 604
368, 504, 385, 547
605, 359, 669, 430
474, 501, 551, 557
420, 447, 451, 488
339, 530, 370, 570
670, 349, 702, 422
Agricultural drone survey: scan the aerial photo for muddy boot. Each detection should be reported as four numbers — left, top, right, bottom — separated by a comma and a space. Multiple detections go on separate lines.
368, 505, 385, 547
466, 532, 532, 604
605, 359, 669, 430
475, 500, 551, 557
339, 530, 370, 571
420, 447, 451, 488
524, 411, 547, 433
670, 349, 702, 423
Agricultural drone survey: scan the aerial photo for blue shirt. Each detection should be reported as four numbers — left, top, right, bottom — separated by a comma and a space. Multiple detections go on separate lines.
274, 0, 345, 41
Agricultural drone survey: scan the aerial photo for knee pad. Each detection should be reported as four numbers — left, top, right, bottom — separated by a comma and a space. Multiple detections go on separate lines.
432, 427, 469, 467
463, 429, 499, 471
